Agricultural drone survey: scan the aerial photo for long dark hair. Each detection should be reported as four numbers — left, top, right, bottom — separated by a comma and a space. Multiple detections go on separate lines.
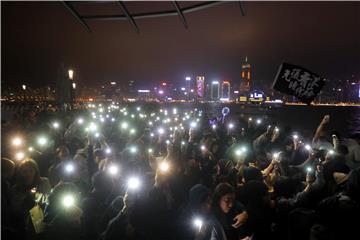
212, 182, 235, 214
15, 159, 41, 189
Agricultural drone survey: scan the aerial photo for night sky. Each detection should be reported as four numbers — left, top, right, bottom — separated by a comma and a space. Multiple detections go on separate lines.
2, 1, 360, 89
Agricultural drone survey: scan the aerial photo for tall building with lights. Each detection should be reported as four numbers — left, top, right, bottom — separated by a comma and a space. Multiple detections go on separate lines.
221, 81, 231, 100
240, 56, 251, 93
211, 81, 220, 100
196, 76, 205, 99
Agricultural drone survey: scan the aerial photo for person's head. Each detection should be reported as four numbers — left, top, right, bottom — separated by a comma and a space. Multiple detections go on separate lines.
94, 149, 105, 164
1, 158, 16, 181
16, 159, 41, 187
189, 184, 212, 215
213, 183, 236, 214
56, 146, 70, 160
243, 166, 263, 183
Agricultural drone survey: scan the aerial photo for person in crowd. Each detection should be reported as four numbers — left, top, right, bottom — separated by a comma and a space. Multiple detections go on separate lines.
212, 183, 249, 240
42, 182, 82, 240
3, 103, 360, 240
81, 171, 117, 240
8, 159, 51, 239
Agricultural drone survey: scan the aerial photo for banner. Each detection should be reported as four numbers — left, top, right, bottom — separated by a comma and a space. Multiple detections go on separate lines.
272, 63, 326, 104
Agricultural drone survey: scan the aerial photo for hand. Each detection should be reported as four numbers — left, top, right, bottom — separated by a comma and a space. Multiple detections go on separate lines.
293, 138, 300, 150
321, 115, 330, 124
232, 212, 248, 228
271, 158, 280, 166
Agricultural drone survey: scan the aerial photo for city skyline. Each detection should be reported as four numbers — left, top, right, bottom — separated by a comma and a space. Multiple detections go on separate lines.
2, 1, 360, 89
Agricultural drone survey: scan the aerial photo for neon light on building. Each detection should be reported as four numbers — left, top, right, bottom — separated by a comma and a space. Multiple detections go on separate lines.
196, 76, 205, 98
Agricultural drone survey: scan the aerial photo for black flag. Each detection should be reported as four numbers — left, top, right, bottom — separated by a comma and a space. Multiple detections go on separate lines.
272, 63, 326, 104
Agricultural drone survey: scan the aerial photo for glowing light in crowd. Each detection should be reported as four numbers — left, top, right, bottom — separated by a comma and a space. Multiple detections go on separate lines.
108, 165, 119, 175
158, 128, 165, 135
212, 124, 217, 130
111, 118, 115, 122
190, 122, 197, 128
256, 119, 262, 124
249, 117, 252, 121
127, 177, 141, 190
193, 218, 203, 231
328, 150, 335, 155
52, 122, 60, 129
37, 137, 47, 146
273, 152, 280, 159
159, 162, 170, 172
130, 146, 137, 153
94, 133, 100, 138
293, 134, 298, 139
65, 163, 75, 173
235, 149, 243, 156
166, 140, 170, 145
15, 152, 25, 161
89, 122, 98, 132
150, 133, 155, 137
148, 121, 153, 126
77, 118, 84, 124
181, 141, 186, 145
12, 137, 23, 147
136, 107, 141, 111
201, 145, 206, 151
228, 123, 234, 129
305, 144, 311, 151
130, 129, 136, 135
121, 122, 128, 129
105, 148, 112, 154
63, 195, 75, 208
306, 167, 313, 173
148, 148, 153, 153
28, 147, 34, 152
173, 108, 177, 114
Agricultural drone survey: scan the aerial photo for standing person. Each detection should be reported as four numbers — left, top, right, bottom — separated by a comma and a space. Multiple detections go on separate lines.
212, 183, 249, 240
8, 159, 51, 239
81, 171, 117, 240
177, 184, 226, 240
42, 182, 83, 240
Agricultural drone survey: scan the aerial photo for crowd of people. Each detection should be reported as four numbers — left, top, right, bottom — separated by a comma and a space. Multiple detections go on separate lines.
2, 102, 360, 240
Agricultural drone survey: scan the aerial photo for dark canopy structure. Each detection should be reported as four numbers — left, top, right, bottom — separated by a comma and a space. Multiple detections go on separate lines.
62, 1, 246, 33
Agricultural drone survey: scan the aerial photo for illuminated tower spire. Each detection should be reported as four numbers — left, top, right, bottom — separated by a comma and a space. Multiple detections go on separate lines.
240, 57, 251, 93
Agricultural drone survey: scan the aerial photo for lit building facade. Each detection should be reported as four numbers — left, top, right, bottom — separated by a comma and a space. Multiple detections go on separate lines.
196, 76, 205, 99
221, 81, 231, 100
211, 81, 220, 100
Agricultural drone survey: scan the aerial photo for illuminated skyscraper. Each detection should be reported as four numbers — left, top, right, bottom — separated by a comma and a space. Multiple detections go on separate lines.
196, 76, 205, 99
221, 81, 231, 100
211, 81, 220, 100
240, 56, 251, 93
